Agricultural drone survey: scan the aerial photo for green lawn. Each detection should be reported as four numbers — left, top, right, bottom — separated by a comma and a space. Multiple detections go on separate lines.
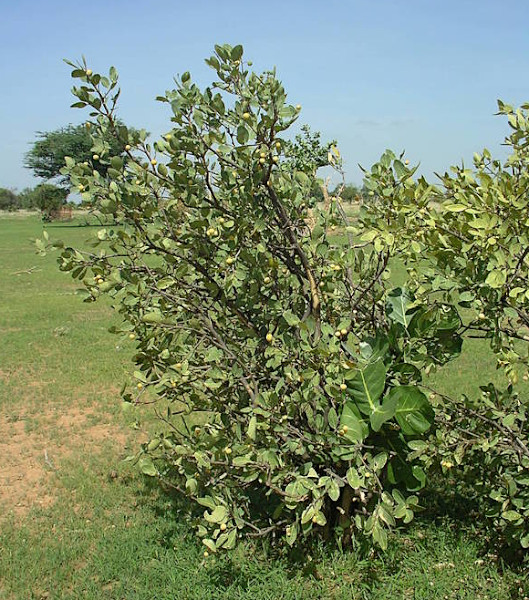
0, 214, 527, 599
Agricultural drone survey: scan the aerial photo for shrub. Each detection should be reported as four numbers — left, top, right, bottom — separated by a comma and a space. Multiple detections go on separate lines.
28, 183, 69, 221
360, 103, 529, 550
0, 188, 20, 211
38, 45, 465, 554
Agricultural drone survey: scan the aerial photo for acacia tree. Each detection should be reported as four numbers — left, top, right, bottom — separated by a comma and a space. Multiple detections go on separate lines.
40, 45, 465, 554
25, 122, 141, 185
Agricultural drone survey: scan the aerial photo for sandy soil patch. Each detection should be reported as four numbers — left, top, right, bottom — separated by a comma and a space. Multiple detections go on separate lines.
0, 404, 134, 520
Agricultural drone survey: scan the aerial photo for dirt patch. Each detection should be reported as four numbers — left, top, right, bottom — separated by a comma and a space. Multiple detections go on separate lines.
0, 405, 136, 521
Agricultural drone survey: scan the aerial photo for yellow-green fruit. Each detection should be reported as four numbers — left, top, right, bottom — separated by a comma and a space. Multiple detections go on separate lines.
220, 523, 227, 531
125, 144, 131, 151
226, 257, 234, 265
340, 383, 347, 391
272, 156, 279, 163
259, 157, 265, 164
150, 158, 157, 166
92, 154, 99, 161
266, 333, 273, 343
296, 104, 301, 110
203, 551, 209, 558
340, 328, 348, 336
129, 333, 136, 340
260, 152, 266, 158
342, 425, 348, 433
224, 447, 232, 455
335, 331, 342, 338
175, 362, 182, 369
275, 141, 281, 149
242, 112, 250, 120
137, 382, 143, 390
85, 69, 92, 76
264, 276, 271, 284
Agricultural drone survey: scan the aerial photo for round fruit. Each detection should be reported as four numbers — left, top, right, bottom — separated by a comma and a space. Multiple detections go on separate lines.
275, 141, 281, 150
296, 104, 301, 110
224, 447, 232, 455
203, 551, 209, 558
263, 276, 271, 284
226, 257, 234, 265
137, 382, 143, 390
340, 383, 347, 391
266, 333, 273, 343
272, 156, 279, 163
340, 328, 348, 336
125, 144, 131, 151
220, 523, 227, 531
129, 333, 136, 340
92, 154, 99, 161
242, 112, 250, 120
150, 158, 157, 166
85, 69, 92, 76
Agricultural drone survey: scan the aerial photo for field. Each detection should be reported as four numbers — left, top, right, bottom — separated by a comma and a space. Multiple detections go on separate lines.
0, 214, 528, 599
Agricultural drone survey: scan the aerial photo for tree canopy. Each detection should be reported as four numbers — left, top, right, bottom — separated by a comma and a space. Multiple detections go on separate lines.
24, 122, 139, 184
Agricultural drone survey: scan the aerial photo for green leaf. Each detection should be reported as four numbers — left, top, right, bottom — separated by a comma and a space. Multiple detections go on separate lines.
237, 125, 249, 144
138, 456, 157, 477
247, 416, 257, 440
389, 386, 434, 435
231, 45, 243, 61
346, 467, 363, 489
340, 402, 369, 442
346, 359, 387, 416
142, 311, 163, 323
386, 287, 414, 330
393, 159, 407, 179
370, 393, 398, 432
327, 479, 340, 502
205, 505, 228, 524
502, 510, 522, 522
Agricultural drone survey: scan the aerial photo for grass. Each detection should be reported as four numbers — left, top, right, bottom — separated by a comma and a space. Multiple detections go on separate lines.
0, 214, 527, 599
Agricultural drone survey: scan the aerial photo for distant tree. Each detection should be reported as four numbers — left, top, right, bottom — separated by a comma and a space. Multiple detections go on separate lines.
28, 184, 69, 221
0, 188, 20, 211
24, 122, 139, 185
18, 187, 39, 209
330, 183, 362, 203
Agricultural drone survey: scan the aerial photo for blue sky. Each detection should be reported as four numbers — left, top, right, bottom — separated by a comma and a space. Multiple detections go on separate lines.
2, 0, 529, 190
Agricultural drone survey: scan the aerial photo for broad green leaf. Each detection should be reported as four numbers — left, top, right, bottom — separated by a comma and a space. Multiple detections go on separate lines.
387, 386, 434, 435
370, 393, 398, 432
205, 505, 228, 524
386, 287, 414, 330
138, 456, 157, 477
340, 402, 369, 442
346, 359, 387, 415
